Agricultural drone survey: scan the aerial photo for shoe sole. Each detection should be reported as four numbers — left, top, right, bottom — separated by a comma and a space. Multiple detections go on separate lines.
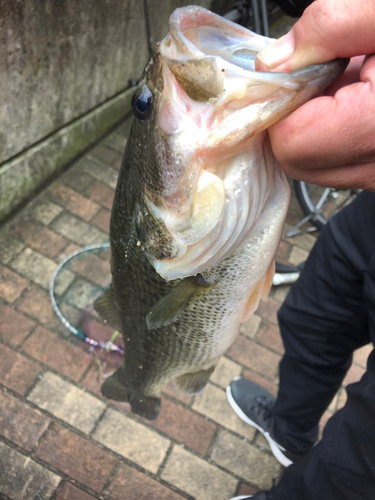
226, 380, 292, 468
229, 496, 253, 499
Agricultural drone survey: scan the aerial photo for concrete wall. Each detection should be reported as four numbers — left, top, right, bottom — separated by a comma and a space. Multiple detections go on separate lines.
0, 0, 213, 222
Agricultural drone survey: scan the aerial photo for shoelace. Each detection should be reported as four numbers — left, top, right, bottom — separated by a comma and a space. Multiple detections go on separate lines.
250, 395, 274, 420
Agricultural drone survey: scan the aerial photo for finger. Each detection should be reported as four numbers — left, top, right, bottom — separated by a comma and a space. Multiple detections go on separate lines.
269, 53, 375, 172
285, 161, 375, 192
257, 0, 375, 71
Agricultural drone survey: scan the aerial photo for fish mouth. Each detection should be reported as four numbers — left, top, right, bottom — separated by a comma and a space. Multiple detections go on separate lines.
141, 6, 346, 279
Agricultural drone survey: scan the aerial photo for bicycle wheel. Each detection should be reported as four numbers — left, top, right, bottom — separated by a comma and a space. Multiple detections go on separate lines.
293, 180, 360, 231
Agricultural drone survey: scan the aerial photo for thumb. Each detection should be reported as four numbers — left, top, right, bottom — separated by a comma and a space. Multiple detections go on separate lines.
257, 0, 375, 71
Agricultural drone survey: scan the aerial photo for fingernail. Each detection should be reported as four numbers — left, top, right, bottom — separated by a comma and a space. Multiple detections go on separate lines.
257, 32, 295, 69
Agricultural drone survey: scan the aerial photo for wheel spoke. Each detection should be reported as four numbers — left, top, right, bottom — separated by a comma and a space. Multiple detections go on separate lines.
315, 188, 332, 211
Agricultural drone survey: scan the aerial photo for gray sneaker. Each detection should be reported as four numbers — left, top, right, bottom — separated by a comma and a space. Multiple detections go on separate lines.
227, 377, 302, 467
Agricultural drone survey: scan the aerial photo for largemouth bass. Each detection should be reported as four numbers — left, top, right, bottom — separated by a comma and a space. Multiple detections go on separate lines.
95, 6, 345, 420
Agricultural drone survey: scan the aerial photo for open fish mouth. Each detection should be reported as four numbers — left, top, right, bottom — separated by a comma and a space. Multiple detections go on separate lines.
134, 7, 346, 280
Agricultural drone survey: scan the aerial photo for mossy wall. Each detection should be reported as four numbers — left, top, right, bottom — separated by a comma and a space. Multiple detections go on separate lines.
0, 0, 213, 222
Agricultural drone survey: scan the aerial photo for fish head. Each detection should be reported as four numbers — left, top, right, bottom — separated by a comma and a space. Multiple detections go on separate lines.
130, 6, 346, 278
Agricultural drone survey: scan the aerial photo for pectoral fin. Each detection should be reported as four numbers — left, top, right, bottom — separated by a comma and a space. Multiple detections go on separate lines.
173, 365, 216, 394
240, 261, 275, 323
94, 287, 122, 331
146, 275, 216, 330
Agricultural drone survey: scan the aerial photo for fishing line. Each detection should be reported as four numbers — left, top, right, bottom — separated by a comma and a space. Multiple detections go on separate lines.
49, 242, 124, 355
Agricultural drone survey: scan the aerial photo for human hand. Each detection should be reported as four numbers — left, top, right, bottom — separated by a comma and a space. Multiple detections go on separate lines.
257, 0, 375, 191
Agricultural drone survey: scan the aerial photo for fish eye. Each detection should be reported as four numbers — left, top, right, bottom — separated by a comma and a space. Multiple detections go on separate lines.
131, 85, 153, 121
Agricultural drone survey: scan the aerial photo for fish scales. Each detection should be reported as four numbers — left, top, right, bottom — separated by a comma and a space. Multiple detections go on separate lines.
94, 6, 346, 419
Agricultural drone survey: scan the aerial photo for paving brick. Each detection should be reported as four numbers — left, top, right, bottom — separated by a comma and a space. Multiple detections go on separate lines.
94, 408, 170, 473
81, 363, 115, 396
0, 233, 25, 265
62, 170, 95, 192
64, 278, 103, 310
106, 463, 184, 500
285, 209, 310, 227
192, 383, 256, 440
328, 393, 339, 413
84, 181, 115, 210
32, 199, 64, 225
17, 285, 57, 326
0, 389, 51, 451
0, 264, 29, 303
0, 343, 42, 394
211, 430, 282, 490
92, 208, 111, 233
90, 144, 122, 167
0, 303, 35, 346
56, 482, 97, 500
59, 243, 81, 258
150, 398, 216, 455
79, 158, 119, 189
9, 218, 69, 259
53, 305, 83, 342
288, 193, 304, 214
162, 445, 237, 500
98, 247, 111, 261
319, 411, 333, 439
28, 372, 106, 433
289, 246, 309, 266
275, 240, 292, 265
0, 441, 60, 499
285, 231, 316, 252
10, 247, 57, 288
343, 363, 366, 386
54, 267, 76, 295
103, 133, 127, 154
68, 253, 111, 287
210, 357, 242, 389
36, 423, 118, 492
257, 322, 284, 355
353, 343, 372, 369
52, 212, 108, 246
81, 365, 131, 417
238, 483, 258, 496
255, 297, 280, 325
162, 382, 193, 405
240, 313, 261, 339
49, 185, 101, 222
242, 369, 279, 397
226, 335, 281, 380
254, 431, 270, 450
22, 326, 93, 382
337, 387, 348, 410
273, 284, 291, 303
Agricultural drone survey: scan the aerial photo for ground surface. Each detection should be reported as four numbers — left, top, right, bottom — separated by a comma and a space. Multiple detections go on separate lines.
0, 122, 371, 500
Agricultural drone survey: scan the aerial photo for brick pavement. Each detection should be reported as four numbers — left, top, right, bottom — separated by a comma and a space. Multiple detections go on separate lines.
0, 118, 372, 500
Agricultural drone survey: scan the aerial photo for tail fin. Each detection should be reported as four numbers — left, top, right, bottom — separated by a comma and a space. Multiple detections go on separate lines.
101, 367, 161, 420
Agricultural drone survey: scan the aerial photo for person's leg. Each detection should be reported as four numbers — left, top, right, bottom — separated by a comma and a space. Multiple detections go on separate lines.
271, 191, 375, 457
274, 268, 375, 499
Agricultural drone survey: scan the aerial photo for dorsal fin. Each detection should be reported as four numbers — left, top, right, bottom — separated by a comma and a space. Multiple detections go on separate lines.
94, 287, 122, 331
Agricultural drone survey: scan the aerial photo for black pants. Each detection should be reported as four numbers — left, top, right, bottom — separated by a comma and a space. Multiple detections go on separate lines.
272, 191, 375, 500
